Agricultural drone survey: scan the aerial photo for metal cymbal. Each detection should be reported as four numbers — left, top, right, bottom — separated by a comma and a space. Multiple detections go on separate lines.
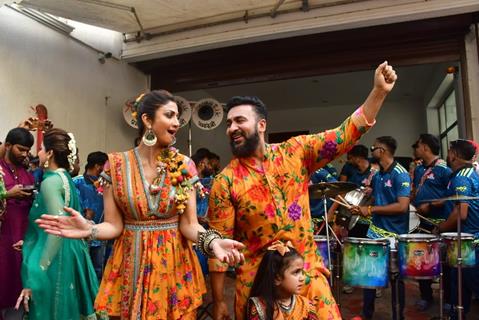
419, 195, 479, 202
308, 181, 358, 199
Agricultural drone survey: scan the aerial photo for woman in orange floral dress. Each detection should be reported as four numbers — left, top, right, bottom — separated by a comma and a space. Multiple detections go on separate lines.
36, 90, 244, 319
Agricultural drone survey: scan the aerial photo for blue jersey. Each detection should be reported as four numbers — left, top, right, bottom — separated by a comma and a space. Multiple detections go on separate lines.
73, 175, 104, 247
196, 176, 213, 217
324, 163, 339, 179
348, 165, 377, 188
413, 159, 452, 219
446, 165, 479, 234
371, 161, 411, 235
309, 168, 337, 217
340, 162, 357, 179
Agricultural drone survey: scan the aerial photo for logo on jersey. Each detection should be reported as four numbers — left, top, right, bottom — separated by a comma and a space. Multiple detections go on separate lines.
384, 179, 392, 187
455, 186, 467, 193
402, 182, 410, 188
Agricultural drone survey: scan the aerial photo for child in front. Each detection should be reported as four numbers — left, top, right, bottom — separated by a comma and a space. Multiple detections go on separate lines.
246, 240, 319, 320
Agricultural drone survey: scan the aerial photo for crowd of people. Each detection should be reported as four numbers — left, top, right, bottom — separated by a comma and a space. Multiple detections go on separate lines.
0, 60, 477, 320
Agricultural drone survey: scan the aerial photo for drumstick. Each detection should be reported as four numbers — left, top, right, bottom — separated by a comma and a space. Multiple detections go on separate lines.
338, 195, 348, 205
327, 224, 343, 247
415, 213, 439, 226
417, 227, 432, 234
329, 197, 351, 209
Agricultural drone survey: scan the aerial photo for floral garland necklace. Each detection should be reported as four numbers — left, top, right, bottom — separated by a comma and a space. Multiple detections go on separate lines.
149, 147, 194, 214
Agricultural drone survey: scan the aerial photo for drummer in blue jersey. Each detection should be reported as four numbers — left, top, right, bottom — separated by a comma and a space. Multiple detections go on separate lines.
413, 134, 452, 221
329, 145, 378, 238
411, 134, 452, 310
351, 136, 410, 320
436, 139, 479, 320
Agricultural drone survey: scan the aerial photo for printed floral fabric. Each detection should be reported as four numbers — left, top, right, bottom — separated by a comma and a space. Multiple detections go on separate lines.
95, 148, 206, 320
246, 295, 319, 320
208, 107, 372, 320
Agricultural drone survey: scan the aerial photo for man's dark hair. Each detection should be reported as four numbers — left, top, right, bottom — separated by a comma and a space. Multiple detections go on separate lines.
85, 151, 108, 170
449, 140, 476, 161
376, 136, 397, 155
208, 152, 220, 161
5, 128, 34, 148
225, 96, 268, 120
417, 134, 440, 155
191, 148, 211, 166
348, 144, 368, 159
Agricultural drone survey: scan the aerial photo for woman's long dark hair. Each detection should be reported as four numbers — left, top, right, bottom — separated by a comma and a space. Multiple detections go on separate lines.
136, 90, 175, 137
248, 245, 302, 320
43, 128, 73, 172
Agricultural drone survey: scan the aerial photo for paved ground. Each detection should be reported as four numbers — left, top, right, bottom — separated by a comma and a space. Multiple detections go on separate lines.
198, 272, 479, 319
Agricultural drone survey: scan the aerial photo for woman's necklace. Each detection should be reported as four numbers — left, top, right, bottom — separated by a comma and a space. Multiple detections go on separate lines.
149, 147, 195, 214
278, 296, 294, 312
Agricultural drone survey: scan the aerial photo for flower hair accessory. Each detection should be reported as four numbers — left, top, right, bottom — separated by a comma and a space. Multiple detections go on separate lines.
267, 240, 293, 256
67, 133, 77, 171
130, 93, 146, 121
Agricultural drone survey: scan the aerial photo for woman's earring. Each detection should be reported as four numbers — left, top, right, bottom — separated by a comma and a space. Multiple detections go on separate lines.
142, 128, 157, 147
43, 158, 49, 169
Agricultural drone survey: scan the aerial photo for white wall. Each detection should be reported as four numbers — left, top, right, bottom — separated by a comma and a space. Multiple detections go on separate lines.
0, 6, 147, 165
174, 98, 427, 172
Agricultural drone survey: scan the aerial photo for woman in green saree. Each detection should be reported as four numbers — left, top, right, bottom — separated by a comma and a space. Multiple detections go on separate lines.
16, 128, 98, 319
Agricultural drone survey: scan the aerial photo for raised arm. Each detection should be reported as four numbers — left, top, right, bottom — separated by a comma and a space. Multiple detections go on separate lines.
361, 61, 397, 123
300, 62, 397, 175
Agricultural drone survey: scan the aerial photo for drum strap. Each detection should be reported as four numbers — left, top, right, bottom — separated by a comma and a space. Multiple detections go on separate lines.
417, 158, 441, 191
364, 218, 398, 239
364, 166, 378, 187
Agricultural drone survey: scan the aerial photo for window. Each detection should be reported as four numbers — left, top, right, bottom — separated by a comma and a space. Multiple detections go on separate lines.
438, 91, 458, 157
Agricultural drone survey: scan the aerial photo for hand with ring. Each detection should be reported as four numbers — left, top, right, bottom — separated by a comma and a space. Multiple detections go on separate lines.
15, 288, 32, 312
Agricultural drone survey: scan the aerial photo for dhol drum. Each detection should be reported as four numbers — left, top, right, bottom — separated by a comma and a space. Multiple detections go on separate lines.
314, 235, 336, 268
441, 232, 477, 268
342, 237, 390, 288
398, 234, 441, 279
336, 188, 371, 230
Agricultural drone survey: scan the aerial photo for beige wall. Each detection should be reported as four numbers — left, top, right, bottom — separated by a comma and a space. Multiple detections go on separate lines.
464, 24, 479, 140
0, 6, 147, 165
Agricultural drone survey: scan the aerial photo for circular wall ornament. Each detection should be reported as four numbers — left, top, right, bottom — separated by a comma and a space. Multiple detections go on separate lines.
192, 98, 223, 130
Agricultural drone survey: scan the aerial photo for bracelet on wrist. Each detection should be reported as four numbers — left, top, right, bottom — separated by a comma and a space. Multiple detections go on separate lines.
197, 229, 223, 257
87, 221, 98, 241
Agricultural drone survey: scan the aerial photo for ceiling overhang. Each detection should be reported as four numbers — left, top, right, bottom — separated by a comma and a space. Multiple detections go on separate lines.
12, 0, 479, 62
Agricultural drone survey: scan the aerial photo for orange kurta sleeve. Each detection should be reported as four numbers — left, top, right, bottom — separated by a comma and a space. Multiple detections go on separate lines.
207, 173, 235, 272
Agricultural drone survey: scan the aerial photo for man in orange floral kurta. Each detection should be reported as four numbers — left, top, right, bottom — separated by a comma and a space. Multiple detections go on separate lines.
208, 62, 397, 320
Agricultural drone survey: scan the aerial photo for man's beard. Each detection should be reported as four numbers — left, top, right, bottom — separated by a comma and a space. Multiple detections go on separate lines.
230, 130, 260, 158
8, 150, 24, 166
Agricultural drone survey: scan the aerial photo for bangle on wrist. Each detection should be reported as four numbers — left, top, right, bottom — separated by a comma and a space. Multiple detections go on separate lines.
367, 205, 373, 216
197, 229, 223, 257
87, 221, 98, 241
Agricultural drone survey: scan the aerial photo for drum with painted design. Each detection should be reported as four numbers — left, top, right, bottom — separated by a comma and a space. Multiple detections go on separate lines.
441, 232, 477, 268
398, 234, 441, 279
342, 237, 390, 288
314, 235, 335, 268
